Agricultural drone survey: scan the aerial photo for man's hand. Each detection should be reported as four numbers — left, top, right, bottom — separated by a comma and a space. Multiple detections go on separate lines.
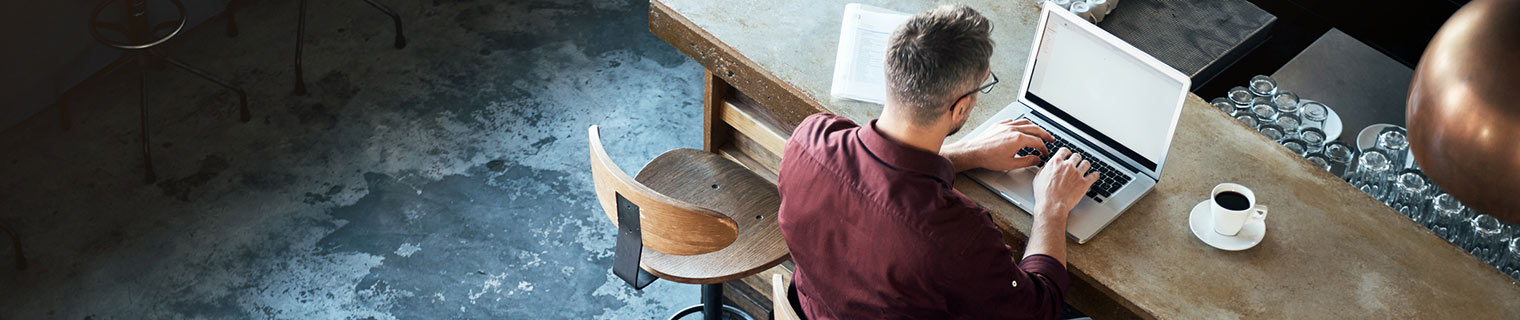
942, 119, 1054, 172
1031, 148, 1100, 218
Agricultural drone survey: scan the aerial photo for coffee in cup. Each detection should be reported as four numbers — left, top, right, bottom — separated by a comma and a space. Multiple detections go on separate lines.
1211, 183, 1268, 236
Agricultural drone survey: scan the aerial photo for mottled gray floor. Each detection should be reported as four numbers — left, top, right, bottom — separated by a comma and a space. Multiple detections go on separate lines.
0, 0, 707, 318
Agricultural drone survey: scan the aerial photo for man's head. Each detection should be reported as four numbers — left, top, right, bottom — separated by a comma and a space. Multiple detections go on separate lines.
884, 4, 995, 135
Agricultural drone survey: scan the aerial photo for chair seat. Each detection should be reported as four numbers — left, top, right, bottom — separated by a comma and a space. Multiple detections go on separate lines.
634, 148, 789, 284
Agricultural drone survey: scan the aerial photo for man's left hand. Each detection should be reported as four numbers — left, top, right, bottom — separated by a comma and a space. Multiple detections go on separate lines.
943, 119, 1054, 172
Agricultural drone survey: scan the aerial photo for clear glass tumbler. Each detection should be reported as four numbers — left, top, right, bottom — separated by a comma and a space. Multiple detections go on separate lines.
1272, 91, 1300, 115
1300, 127, 1327, 154
1377, 127, 1410, 170
1350, 149, 1394, 200
1235, 114, 1258, 129
1304, 152, 1332, 171
1258, 124, 1286, 142
1388, 170, 1430, 222
1502, 238, 1520, 280
1428, 193, 1471, 243
1275, 113, 1302, 138
1323, 142, 1358, 180
1299, 100, 1330, 130
1249, 75, 1276, 96
1251, 103, 1278, 127
1466, 215, 1511, 265
1211, 97, 1236, 116
1227, 86, 1254, 106
1281, 138, 1308, 156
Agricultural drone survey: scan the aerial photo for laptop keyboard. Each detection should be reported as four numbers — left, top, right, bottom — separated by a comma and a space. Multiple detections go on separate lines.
1014, 127, 1134, 202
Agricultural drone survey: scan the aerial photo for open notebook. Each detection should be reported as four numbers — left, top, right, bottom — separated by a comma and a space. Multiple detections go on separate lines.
829, 4, 910, 104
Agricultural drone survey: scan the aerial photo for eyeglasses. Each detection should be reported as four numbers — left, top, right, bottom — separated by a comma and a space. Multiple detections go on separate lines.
956, 71, 998, 102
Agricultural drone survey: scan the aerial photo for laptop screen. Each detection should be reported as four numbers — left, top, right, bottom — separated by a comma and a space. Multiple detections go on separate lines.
1024, 15, 1186, 172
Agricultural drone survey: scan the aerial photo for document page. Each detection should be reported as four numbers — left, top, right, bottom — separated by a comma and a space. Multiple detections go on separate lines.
830, 3, 910, 104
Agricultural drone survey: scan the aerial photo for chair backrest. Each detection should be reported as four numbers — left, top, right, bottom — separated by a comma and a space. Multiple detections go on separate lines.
773, 273, 806, 320
587, 125, 738, 256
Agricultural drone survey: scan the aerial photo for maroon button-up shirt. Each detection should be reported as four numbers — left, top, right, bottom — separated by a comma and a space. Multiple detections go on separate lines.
777, 113, 1069, 320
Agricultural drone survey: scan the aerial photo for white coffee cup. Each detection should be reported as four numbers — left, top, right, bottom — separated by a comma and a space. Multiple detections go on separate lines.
1211, 183, 1268, 236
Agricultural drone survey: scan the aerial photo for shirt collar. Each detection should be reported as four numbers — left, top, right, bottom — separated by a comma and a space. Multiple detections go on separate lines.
859, 119, 957, 187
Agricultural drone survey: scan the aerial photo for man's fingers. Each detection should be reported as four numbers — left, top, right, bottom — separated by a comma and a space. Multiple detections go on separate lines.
1052, 148, 1073, 162
1068, 152, 1084, 166
1076, 159, 1092, 173
1010, 118, 1034, 126
1009, 155, 1041, 169
1012, 124, 1055, 142
1084, 171, 1101, 184
1017, 134, 1050, 155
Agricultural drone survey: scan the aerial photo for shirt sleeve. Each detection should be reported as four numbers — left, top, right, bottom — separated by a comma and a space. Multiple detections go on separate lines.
934, 210, 1070, 320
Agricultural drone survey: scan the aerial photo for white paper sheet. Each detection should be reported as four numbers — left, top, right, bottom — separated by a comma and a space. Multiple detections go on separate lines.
829, 3, 911, 105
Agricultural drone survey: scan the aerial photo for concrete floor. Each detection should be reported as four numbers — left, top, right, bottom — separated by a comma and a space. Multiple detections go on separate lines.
0, 0, 708, 318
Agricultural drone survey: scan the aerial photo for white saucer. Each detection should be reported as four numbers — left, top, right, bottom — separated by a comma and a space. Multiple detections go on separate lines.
1189, 201, 1266, 251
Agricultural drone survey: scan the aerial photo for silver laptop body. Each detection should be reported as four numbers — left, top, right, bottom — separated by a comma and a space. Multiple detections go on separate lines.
960, 3, 1190, 244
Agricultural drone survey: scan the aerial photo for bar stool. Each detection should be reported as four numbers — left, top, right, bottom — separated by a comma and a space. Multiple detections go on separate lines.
88, 0, 251, 183
587, 125, 789, 320
224, 0, 405, 95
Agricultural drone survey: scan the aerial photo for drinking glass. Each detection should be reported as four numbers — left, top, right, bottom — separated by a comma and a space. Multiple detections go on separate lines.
1251, 103, 1278, 126
1252, 95, 1272, 109
1211, 97, 1236, 116
1235, 114, 1258, 129
1249, 75, 1276, 96
1377, 127, 1410, 170
1299, 100, 1330, 130
1272, 91, 1300, 115
1227, 86, 1254, 106
1388, 170, 1430, 222
1466, 214, 1511, 265
1428, 193, 1471, 242
1350, 149, 1393, 200
1258, 124, 1286, 142
1323, 142, 1358, 180
1275, 113, 1301, 138
1280, 138, 1308, 156
1304, 152, 1332, 172
1502, 238, 1520, 280
1299, 127, 1327, 154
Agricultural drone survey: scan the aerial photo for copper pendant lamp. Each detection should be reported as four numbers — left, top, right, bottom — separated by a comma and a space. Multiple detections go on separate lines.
1407, 0, 1520, 222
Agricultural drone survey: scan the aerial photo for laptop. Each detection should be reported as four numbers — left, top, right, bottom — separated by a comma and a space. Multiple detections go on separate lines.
960, 2, 1189, 244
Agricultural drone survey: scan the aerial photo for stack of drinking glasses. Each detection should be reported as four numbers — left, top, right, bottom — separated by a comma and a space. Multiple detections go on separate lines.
1212, 75, 1335, 168
1211, 75, 1520, 280
1346, 124, 1519, 280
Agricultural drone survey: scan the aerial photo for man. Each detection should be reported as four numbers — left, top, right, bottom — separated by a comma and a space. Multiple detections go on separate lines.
777, 4, 1099, 320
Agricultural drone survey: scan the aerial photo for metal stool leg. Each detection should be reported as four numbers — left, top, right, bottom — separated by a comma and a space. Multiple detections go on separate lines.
137, 63, 156, 184
360, 0, 406, 49
667, 283, 757, 320
157, 53, 251, 122
293, 0, 308, 95
225, 0, 238, 37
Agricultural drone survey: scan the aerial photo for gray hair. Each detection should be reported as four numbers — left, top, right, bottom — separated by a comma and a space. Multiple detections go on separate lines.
884, 4, 994, 125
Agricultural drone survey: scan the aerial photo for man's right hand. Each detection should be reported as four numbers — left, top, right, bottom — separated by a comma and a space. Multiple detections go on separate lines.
1032, 148, 1100, 218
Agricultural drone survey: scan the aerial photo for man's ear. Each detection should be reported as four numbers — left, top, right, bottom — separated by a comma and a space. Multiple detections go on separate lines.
950, 94, 976, 122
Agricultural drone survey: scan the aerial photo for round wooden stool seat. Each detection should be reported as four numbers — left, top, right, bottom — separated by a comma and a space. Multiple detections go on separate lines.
633, 148, 789, 284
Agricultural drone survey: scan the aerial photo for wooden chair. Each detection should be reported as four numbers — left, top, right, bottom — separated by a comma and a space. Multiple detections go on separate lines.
588, 125, 789, 320
771, 273, 806, 320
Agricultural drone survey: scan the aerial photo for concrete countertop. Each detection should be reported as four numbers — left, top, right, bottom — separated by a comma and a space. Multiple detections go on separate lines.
653, 0, 1520, 318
